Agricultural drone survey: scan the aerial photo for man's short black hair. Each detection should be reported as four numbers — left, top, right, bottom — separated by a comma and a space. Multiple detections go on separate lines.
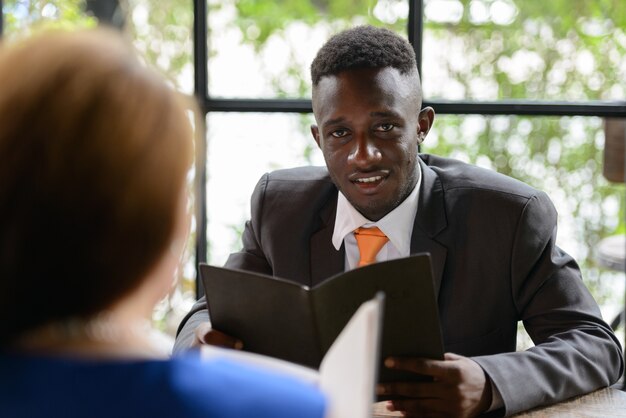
310, 25, 417, 86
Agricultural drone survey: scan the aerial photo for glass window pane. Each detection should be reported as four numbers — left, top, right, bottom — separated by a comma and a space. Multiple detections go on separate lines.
422, 113, 624, 318
422, 0, 626, 101
128, 0, 194, 94
1, 1, 194, 95
2, 0, 96, 37
207, 0, 409, 99
206, 112, 324, 264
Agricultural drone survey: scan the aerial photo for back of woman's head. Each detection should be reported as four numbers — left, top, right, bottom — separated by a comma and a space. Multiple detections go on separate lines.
0, 28, 193, 345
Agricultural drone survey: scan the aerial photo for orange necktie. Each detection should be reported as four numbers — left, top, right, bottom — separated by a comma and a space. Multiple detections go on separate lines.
354, 227, 389, 267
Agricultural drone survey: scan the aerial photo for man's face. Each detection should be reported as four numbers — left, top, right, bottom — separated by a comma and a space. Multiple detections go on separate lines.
311, 67, 434, 221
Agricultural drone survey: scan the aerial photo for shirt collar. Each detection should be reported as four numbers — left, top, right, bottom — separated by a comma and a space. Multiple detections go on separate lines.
332, 164, 422, 255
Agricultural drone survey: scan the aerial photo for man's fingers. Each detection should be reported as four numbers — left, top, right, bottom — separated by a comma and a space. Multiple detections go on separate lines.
382, 354, 491, 418
193, 324, 243, 349
385, 356, 450, 378
385, 353, 471, 381
377, 382, 444, 399
190, 323, 212, 348
444, 352, 462, 361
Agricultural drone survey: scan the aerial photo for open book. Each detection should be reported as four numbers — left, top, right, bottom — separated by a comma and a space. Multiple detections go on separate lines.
200, 296, 384, 418
200, 253, 444, 386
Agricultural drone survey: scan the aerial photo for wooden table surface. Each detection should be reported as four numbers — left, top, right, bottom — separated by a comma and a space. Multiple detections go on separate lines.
371, 387, 626, 417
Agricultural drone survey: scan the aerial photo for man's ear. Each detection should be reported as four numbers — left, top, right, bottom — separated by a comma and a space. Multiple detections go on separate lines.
311, 125, 321, 148
417, 106, 435, 144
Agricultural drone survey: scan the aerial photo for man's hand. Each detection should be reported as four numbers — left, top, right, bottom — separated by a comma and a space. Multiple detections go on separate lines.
376, 352, 492, 418
191, 322, 244, 350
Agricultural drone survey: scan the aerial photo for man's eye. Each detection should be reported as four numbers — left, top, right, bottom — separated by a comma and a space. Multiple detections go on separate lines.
331, 129, 348, 138
376, 123, 394, 132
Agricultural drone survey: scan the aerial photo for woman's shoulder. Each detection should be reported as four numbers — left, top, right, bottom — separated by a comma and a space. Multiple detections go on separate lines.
166, 353, 327, 418
0, 352, 326, 418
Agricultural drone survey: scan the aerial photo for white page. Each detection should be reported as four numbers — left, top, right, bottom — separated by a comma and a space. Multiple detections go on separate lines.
319, 296, 382, 418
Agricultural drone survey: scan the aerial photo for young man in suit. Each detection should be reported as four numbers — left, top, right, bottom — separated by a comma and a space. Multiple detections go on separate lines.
175, 26, 623, 417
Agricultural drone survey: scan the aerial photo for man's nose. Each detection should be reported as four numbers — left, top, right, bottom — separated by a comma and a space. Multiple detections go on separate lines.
348, 133, 382, 167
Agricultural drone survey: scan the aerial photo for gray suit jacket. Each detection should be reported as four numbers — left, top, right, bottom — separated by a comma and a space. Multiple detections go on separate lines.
175, 154, 623, 416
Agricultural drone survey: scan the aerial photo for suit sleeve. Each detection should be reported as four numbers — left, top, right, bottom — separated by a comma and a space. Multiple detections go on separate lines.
173, 174, 274, 353
222, 173, 273, 275
472, 191, 623, 416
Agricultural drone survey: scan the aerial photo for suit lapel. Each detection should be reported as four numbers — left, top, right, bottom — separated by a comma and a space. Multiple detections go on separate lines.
309, 159, 448, 295
310, 194, 344, 287
411, 158, 448, 300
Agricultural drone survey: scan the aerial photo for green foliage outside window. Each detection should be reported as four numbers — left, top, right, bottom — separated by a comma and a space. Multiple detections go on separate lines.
3, 0, 96, 35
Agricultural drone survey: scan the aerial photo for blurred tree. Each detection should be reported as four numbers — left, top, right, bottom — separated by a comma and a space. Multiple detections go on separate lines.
2, 0, 95, 36
125, 0, 193, 93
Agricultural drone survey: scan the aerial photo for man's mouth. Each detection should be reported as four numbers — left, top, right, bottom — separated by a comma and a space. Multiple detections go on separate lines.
354, 175, 384, 183
350, 170, 390, 191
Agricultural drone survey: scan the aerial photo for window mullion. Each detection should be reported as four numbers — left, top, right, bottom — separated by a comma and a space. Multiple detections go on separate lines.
0, 0, 4, 37
408, 0, 424, 78
194, 0, 209, 297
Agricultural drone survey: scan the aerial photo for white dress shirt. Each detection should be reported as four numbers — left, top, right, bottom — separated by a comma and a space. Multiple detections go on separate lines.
332, 165, 422, 270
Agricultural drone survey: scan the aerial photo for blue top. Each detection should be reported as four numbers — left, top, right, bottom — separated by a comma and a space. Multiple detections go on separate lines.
0, 351, 326, 418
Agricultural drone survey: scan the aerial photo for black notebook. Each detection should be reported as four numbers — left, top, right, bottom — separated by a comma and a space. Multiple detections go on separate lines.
200, 253, 444, 385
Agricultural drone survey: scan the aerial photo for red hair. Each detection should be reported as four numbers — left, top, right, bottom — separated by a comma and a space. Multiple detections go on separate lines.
0, 28, 193, 345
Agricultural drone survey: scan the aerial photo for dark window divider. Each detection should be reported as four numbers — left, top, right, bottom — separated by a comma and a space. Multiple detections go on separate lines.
194, 0, 209, 297
430, 100, 626, 117
203, 98, 626, 118
408, 0, 424, 78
